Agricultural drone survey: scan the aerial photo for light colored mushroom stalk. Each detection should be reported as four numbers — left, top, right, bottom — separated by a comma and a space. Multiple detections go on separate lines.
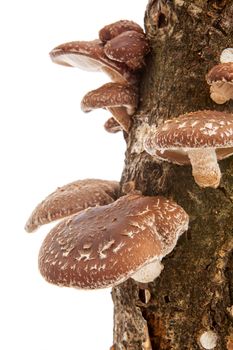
187, 148, 221, 188
210, 82, 233, 104
131, 260, 164, 283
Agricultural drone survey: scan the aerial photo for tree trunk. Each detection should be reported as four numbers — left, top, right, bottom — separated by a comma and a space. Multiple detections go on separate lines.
112, 1, 233, 349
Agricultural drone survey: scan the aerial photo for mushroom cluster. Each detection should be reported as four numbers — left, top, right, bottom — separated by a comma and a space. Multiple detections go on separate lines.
25, 19, 189, 293
142, 48, 233, 189
50, 20, 150, 133
25, 179, 189, 287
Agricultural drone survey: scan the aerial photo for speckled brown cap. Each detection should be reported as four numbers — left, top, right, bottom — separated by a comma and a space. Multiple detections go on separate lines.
206, 63, 233, 104
81, 82, 138, 132
81, 82, 138, 114
144, 110, 233, 165
50, 39, 138, 84
206, 63, 233, 84
25, 179, 119, 233
39, 194, 189, 289
103, 31, 150, 70
104, 117, 123, 133
99, 20, 144, 43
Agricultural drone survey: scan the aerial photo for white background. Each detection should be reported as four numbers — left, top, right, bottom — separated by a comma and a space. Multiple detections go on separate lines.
1, 1, 147, 349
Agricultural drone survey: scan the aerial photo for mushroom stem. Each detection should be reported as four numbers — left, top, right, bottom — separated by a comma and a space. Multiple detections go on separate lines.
210, 82, 233, 104
107, 106, 132, 132
131, 260, 164, 283
187, 148, 221, 188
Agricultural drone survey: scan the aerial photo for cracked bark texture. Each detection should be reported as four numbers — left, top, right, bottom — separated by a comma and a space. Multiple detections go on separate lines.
111, 1, 233, 349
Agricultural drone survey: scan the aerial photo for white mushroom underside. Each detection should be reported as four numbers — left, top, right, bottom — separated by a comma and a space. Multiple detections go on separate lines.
52, 53, 104, 71
131, 260, 164, 283
210, 81, 233, 104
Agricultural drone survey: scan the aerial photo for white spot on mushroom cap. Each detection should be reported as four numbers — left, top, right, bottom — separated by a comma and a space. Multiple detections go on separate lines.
199, 331, 218, 349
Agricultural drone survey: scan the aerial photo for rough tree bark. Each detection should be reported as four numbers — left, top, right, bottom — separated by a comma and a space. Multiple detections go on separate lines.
112, 1, 233, 349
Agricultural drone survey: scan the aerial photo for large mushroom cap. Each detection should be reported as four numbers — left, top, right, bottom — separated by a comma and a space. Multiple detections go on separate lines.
206, 62, 233, 104
25, 179, 119, 233
99, 19, 144, 43
144, 110, 233, 165
39, 194, 189, 289
50, 39, 138, 84
144, 110, 233, 188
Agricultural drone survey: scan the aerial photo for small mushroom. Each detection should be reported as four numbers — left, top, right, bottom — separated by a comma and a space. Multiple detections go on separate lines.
81, 82, 138, 132
50, 39, 138, 85
206, 48, 233, 104
103, 31, 150, 70
99, 19, 144, 43
104, 117, 123, 133
144, 110, 233, 188
39, 194, 189, 289
25, 179, 119, 233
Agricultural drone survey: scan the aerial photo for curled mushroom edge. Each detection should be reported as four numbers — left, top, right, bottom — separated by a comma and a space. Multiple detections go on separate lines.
49, 19, 150, 134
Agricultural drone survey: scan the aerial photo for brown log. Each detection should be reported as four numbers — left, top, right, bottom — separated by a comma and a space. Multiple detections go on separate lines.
112, 0, 233, 349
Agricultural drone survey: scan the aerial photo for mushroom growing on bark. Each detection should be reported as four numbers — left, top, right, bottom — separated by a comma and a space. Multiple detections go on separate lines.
50, 39, 138, 85
103, 31, 150, 70
99, 20, 149, 70
39, 194, 189, 289
81, 82, 138, 132
144, 110, 233, 188
99, 19, 144, 42
206, 48, 233, 104
25, 179, 119, 233
104, 117, 123, 133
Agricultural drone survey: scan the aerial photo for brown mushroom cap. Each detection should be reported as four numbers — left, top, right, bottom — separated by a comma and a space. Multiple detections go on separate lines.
81, 82, 138, 114
206, 63, 233, 104
39, 194, 189, 289
206, 63, 233, 84
99, 20, 144, 43
81, 82, 138, 132
144, 110, 233, 165
25, 179, 119, 233
104, 117, 123, 133
50, 39, 138, 84
104, 31, 150, 70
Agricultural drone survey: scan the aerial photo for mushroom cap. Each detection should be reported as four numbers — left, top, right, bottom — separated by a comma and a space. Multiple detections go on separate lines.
81, 82, 138, 115
25, 179, 119, 233
206, 63, 233, 104
206, 62, 233, 84
144, 110, 233, 164
99, 20, 144, 43
104, 117, 123, 133
104, 31, 150, 70
50, 39, 138, 84
39, 194, 189, 289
